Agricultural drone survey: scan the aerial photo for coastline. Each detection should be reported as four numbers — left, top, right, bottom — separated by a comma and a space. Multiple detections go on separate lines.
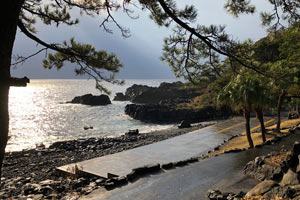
1, 120, 217, 199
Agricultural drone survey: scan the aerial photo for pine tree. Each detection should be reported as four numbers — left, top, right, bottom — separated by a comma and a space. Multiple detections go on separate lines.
0, 0, 131, 179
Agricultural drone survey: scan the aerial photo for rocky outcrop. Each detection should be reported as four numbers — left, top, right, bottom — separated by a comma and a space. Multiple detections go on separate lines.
125, 84, 153, 101
113, 81, 201, 104
125, 104, 233, 123
242, 141, 300, 199
178, 120, 191, 129
113, 93, 130, 101
116, 81, 234, 123
67, 94, 111, 106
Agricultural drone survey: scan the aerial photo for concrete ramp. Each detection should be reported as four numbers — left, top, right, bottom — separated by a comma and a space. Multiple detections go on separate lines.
57, 117, 267, 179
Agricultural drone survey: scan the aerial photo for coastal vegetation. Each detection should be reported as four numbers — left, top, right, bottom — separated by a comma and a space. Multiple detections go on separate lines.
147, 1, 300, 148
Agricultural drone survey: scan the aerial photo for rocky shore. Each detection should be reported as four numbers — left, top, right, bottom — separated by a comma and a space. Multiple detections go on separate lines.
0, 122, 213, 199
114, 81, 234, 123
125, 104, 233, 123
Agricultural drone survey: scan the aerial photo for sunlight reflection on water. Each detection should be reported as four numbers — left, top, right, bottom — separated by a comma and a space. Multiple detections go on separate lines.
8, 79, 175, 152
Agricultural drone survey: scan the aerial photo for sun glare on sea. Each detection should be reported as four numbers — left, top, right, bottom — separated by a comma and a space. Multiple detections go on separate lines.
8, 84, 50, 151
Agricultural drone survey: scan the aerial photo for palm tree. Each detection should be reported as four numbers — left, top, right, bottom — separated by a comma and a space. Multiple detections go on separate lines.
218, 73, 269, 147
251, 76, 271, 143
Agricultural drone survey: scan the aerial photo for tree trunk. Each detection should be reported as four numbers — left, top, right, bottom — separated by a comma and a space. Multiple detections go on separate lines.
243, 108, 254, 148
0, 0, 24, 180
255, 108, 266, 143
276, 90, 286, 132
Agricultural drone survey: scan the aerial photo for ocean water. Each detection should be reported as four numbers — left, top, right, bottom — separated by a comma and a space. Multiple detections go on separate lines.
8, 79, 176, 152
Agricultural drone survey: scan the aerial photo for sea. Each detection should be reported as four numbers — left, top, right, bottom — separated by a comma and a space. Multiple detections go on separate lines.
7, 79, 177, 152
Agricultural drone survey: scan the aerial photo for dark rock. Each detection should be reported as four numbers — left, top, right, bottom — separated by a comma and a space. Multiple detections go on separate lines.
161, 163, 174, 170
131, 163, 160, 176
293, 141, 300, 157
125, 84, 152, 101
265, 140, 272, 145
187, 157, 199, 163
22, 183, 41, 195
95, 179, 105, 186
207, 190, 223, 200
67, 94, 111, 106
39, 185, 54, 195
255, 156, 264, 166
289, 128, 296, 134
286, 141, 300, 169
214, 146, 220, 151
55, 185, 65, 193
113, 92, 130, 101
104, 181, 115, 190
126, 171, 138, 182
126, 81, 200, 104
178, 120, 191, 129
111, 176, 127, 186
273, 136, 282, 142
125, 129, 139, 136
72, 178, 88, 188
146, 163, 161, 173
125, 103, 233, 123
207, 190, 241, 200
224, 148, 243, 153
84, 126, 93, 130
281, 160, 289, 174
132, 166, 148, 176
173, 160, 189, 167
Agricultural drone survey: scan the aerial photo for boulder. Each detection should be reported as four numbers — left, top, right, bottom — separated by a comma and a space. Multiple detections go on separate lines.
125, 129, 139, 136
178, 120, 191, 129
84, 126, 93, 130
280, 169, 299, 186
113, 93, 130, 101
67, 94, 111, 106
246, 180, 278, 197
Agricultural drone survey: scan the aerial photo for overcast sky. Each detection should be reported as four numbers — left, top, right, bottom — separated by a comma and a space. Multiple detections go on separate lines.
11, 0, 272, 79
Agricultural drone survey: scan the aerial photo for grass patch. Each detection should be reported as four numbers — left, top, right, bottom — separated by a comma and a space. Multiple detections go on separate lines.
241, 119, 275, 135
267, 118, 300, 129
264, 151, 291, 167
210, 118, 300, 157
210, 132, 275, 156
176, 96, 204, 110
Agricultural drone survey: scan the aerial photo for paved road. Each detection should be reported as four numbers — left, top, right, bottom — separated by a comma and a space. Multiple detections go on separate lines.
81, 131, 300, 200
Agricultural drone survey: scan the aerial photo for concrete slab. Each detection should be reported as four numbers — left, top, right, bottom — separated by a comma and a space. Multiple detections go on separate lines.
57, 117, 273, 179
80, 129, 300, 200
